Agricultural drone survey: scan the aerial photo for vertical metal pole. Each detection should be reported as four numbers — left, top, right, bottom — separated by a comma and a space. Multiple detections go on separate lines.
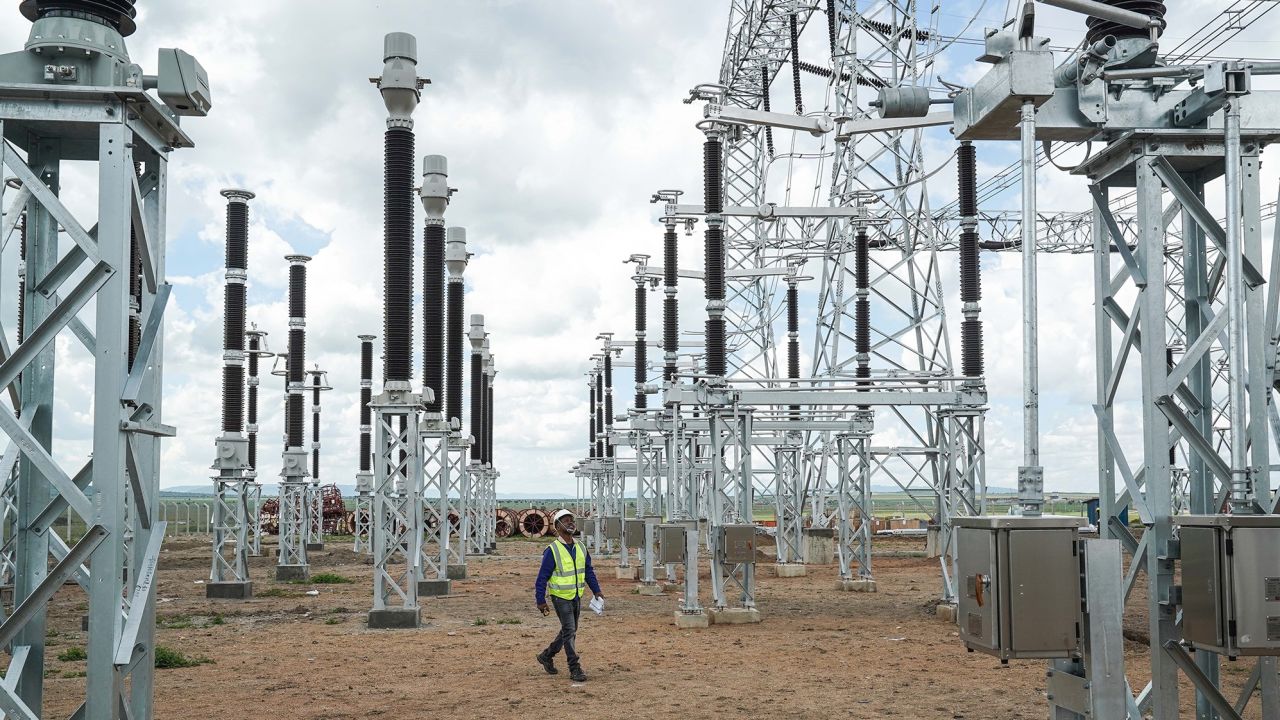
1091, 185, 1116, 540
1223, 97, 1250, 513
1018, 100, 1043, 516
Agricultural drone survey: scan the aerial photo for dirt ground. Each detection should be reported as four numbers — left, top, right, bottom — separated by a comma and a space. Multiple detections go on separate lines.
36, 534, 1269, 719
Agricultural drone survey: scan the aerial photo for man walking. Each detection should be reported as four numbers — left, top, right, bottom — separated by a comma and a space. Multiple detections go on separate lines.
535, 509, 603, 682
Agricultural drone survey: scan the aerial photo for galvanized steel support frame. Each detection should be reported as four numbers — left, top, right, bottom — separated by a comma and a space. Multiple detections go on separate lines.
368, 395, 424, 618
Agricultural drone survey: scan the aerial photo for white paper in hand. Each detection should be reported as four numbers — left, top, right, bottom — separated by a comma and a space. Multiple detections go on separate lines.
589, 596, 605, 615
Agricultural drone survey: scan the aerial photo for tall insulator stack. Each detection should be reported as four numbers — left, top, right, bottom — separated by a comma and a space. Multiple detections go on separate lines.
219, 189, 253, 443
663, 220, 679, 382
469, 315, 486, 464
285, 256, 310, 451
593, 359, 604, 459
358, 336, 375, 475
957, 142, 984, 380
484, 347, 495, 468
854, 228, 872, 409
786, 275, 801, 416
307, 367, 331, 479
588, 370, 597, 459
703, 134, 727, 378
209, 188, 255, 599
378, 33, 422, 389
421, 155, 449, 414
445, 228, 469, 427
245, 328, 269, 473
603, 342, 615, 459
634, 272, 647, 409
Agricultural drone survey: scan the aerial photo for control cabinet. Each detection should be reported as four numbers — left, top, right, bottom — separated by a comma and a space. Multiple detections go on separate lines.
718, 524, 756, 565
602, 516, 622, 541
658, 524, 686, 564
623, 519, 645, 546
955, 516, 1084, 661
1176, 515, 1280, 657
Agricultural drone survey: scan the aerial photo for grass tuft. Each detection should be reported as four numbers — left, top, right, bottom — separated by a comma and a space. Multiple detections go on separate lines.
309, 572, 353, 585
56, 647, 86, 662
154, 646, 213, 670
473, 618, 489, 626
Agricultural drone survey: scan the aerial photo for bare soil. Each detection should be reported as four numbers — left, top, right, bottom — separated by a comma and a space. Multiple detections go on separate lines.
35, 535, 1267, 719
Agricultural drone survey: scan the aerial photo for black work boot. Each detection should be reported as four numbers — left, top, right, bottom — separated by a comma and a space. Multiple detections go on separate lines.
536, 652, 558, 675
569, 667, 587, 683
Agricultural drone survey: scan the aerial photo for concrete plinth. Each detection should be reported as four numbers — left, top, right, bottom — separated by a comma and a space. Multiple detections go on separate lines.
709, 607, 762, 625
615, 566, 638, 580
664, 582, 685, 592
673, 610, 711, 629
205, 581, 253, 600
305, 542, 324, 552
936, 603, 958, 623
774, 563, 807, 578
925, 526, 941, 558
367, 608, 420, 629
636, 582, 664, 596
275, 565, 309, 582
446, 564, 468, 580
835, 578, 877, 592
803, 528, 835, 565
418, 579, 451, 596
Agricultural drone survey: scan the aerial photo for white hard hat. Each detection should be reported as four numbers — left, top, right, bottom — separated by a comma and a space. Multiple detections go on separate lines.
552, 509, 574, 524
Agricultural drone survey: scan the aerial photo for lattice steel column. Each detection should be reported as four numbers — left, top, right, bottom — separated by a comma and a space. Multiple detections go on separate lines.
305, 367, 331, 551
772, 438, 804, 567
834, 419, 874, 591
245, 328, 271, 557
208, 188, 255, 600
707, 401, 756, 614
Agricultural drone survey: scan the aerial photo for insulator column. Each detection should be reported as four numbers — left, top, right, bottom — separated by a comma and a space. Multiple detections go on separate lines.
603, 347, 615, 460
786, 276, 800, 415
485, 353, 495, 466
594, 362, 604, 458
421, 156, 448, 412
957, 141, 985, 379
246, 329, 265, 471
663, 222, 679, 382
383, 130, 415, 385
854, 228, 871, 409
634, 275, 648, 408
703, 134, 726, 378
469, 315, 486, 462
220, 190, 251, 436
286, 256, 309, 449
588, 371, 598, 458
359, 337, 374, 473
446, 228, 469, 426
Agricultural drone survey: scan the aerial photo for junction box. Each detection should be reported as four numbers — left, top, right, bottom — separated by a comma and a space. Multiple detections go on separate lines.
718, 524, 756, 565
955, 516, 1085, 661
1176, 514, 1280, 658
658, 524, 686, 564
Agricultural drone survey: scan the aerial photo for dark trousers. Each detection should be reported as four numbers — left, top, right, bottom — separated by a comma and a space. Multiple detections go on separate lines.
542, 596, 581, 669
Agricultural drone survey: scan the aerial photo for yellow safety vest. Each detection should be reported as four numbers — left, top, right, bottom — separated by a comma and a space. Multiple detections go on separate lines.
547, 539, 587, 600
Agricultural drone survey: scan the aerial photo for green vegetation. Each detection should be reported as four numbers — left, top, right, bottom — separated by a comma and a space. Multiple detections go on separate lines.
496, 618, 521, 625
324, 617, 343, 625
209, 614, 225, 626
60, 670, 86, 679
308, 572, 353, 585
257, 587, 302, 598
473, 618, 489, 626
157, 615, 193, 630
154, 646, 212, 670
56, 647, 86, 662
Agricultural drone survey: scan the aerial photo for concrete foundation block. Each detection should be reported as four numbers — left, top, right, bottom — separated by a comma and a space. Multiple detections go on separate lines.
636, 582, 664, 596
446, 564, 468, 580
774, 563, 807, 578
673, 610, 711, 629
925, 526, 941, 558
418, 579, 451, 597
275, 565, 309, 582
936, 603, 958, 623
709, 607, 762, 625
615, 566, 638, 580
367, 608, 420, 629
803, 528, 835, 565
305, 542, 324, 552
835, 578, 877, 592
205, 581, 253, 600
663, 582, 685, 592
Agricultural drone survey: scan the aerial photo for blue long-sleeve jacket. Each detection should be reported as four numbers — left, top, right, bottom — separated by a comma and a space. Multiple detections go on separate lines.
534, 540, 602, 604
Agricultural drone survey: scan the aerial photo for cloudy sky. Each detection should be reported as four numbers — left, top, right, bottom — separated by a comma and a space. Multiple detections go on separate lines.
1, 0, 1277, 499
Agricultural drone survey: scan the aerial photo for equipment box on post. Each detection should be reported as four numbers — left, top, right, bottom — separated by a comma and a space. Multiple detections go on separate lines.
602, 516, 622, 540
718, 524, 756, 565
657, 524, 686, 564
623, 519, 645, 546
1176, 514, 1280, 657
955, 516, 1084, 661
